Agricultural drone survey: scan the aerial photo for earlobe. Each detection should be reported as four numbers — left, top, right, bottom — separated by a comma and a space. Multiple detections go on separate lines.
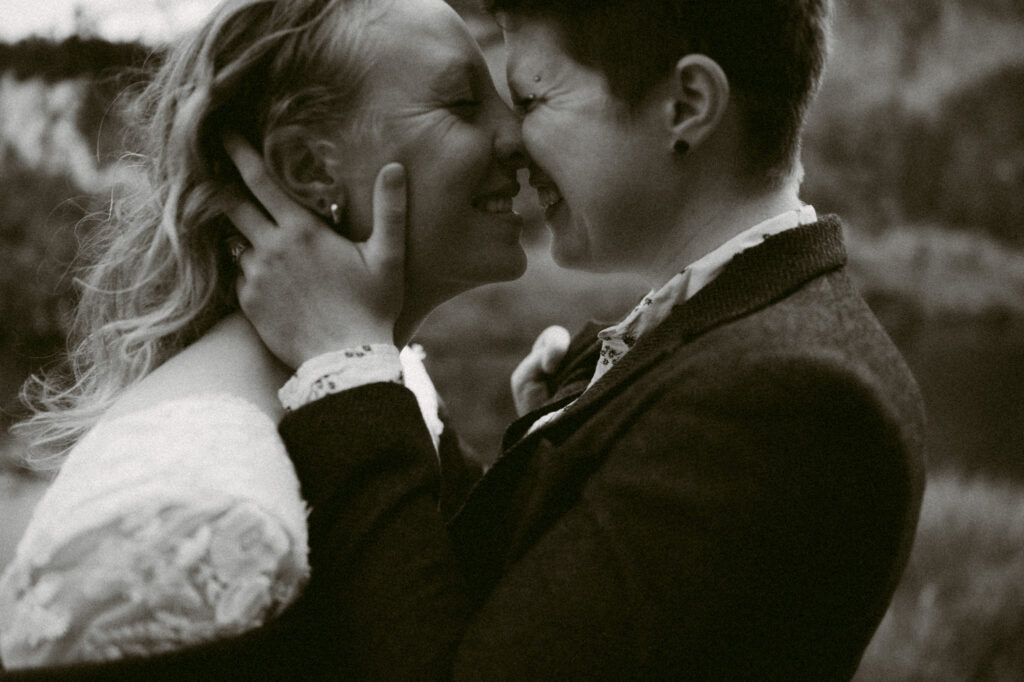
666, 54, 730, 153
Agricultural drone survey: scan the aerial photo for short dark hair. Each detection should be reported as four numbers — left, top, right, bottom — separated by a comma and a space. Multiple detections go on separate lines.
485, 0, 830, 184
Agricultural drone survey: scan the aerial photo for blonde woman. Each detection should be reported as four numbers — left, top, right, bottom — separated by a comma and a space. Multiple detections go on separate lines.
0, 0, 525, 670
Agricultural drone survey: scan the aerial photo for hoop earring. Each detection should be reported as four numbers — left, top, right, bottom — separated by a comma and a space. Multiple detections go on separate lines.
329, 202, 342, 226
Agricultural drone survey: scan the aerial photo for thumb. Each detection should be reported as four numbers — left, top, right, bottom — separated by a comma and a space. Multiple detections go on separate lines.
534, 325, 571, 374
366, 162, 407, 269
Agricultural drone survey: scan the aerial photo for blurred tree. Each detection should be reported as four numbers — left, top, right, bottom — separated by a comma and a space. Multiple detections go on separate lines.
932, 64, 1024, 248
0, 36, 154, 84
805, 63, 1024, 250
0, 159, 96, 428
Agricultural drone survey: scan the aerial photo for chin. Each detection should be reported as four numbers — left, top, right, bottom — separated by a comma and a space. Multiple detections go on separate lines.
433, 248, 528, 299
484, 246, 529, 282
549, 237, 591, 272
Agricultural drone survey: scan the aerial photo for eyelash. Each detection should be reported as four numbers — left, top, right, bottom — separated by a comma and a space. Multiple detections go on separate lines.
449, 98, 481, 117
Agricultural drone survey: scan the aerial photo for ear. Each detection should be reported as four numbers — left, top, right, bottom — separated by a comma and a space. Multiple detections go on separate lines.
263, 126, 340, 218
663, 54, 730, 153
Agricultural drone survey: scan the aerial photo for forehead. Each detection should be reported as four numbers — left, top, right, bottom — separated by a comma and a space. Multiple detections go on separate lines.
499, 15, 573, 86
364, 0, 482, 74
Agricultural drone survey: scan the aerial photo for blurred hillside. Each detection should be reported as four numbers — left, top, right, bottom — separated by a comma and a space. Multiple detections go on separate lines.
803, 0, 1024, 248
0, 1, 1023, 678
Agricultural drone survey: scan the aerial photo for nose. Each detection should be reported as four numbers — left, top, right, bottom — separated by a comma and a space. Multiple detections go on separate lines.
527, 162, 553, 187
492, 99, 529, 172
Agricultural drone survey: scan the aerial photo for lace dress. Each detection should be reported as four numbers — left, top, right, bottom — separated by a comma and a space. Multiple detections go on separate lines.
0, 395, 310, 669
0, 347, 444, 670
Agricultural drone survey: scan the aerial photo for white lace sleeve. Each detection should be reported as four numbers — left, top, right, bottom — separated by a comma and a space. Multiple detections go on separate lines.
0, 395, 309, 669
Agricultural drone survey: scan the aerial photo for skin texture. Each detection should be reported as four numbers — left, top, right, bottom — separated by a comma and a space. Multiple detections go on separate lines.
232, 7, 806, 369
501, 15, 806, 290
113, 0, 535, 418
501, 17, 680, 277
231, 0, 534, 363
323, 0, 529, 313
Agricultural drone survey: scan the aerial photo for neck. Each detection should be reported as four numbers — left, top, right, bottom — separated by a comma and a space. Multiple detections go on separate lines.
393, 309, 425, 348
637, 177, 804, 288
392, 284, 453, 347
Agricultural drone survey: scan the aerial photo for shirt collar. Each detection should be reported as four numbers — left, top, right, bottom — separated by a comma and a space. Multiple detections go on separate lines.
597, 205, 818, 348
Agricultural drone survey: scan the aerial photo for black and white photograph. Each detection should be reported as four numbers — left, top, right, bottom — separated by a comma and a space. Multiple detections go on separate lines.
0, 0, 1021, 678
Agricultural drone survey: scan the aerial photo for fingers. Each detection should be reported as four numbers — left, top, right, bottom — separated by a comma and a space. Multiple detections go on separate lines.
510, 352, 542, 391
510, 354, 545, 416
510, 325, 570, 416
366, 162, 407, 269
233, 240, 253, 299
224, 197, 274, 245
223, 132, 309, 233
532, 325, 571, 374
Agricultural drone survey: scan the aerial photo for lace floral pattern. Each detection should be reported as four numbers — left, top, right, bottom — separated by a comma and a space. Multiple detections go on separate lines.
0, 395, 310, 669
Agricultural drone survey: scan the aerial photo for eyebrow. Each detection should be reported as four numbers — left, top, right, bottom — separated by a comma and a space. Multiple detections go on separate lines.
427, 59, 477, 96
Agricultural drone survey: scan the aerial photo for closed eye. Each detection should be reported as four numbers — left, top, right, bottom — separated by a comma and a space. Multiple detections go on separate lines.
448, 99, 481, 118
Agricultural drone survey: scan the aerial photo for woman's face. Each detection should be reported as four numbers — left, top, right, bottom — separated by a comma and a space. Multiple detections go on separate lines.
337, 0, 528, 306
500, 16, 677, 275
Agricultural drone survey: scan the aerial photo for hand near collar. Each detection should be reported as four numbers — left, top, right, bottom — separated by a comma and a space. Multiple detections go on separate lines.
511, 325, 571, 416
223, 134, 407, 369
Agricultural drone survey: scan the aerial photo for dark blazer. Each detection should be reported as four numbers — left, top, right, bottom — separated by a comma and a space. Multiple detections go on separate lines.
2, 217, 926, 680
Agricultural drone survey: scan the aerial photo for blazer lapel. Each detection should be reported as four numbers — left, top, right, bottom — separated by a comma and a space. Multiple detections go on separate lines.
449, 217, 848, 573
538, 216, 847, 444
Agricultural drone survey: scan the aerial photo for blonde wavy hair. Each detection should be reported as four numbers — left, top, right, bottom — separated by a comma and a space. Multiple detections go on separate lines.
15, 0, 381, 468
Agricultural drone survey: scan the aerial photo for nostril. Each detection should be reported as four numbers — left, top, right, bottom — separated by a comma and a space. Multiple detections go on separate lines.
504, 149, 529, 170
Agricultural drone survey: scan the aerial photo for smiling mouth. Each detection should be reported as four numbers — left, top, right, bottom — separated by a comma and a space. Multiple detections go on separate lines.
473, 196, 516, 214
536, 186, 562, 209
472, 183, 520, 215
533, 184, 564, 217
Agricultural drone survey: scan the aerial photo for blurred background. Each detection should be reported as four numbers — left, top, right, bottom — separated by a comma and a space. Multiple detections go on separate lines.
0, 0, 1022, 678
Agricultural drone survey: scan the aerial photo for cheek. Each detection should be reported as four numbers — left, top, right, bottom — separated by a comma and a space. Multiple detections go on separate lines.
523, 115, 594, 196
406, 126, 489, 202
400, 167, 474, 283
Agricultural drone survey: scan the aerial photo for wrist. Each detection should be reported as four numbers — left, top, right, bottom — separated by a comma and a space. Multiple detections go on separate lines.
295, 326, 396, 367
279, 344, 403, 411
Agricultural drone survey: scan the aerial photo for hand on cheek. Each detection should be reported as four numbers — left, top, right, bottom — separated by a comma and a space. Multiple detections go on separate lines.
224, 133, 408, 369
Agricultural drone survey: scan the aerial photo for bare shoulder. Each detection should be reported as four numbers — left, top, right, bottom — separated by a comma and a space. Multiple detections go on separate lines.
105, 312, 291, 423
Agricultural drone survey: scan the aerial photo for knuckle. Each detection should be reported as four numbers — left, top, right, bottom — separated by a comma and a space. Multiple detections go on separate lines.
247, 161, 268, 186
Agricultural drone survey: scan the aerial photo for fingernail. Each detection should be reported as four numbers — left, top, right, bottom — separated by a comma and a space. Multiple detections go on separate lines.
383, 163, 406, 188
